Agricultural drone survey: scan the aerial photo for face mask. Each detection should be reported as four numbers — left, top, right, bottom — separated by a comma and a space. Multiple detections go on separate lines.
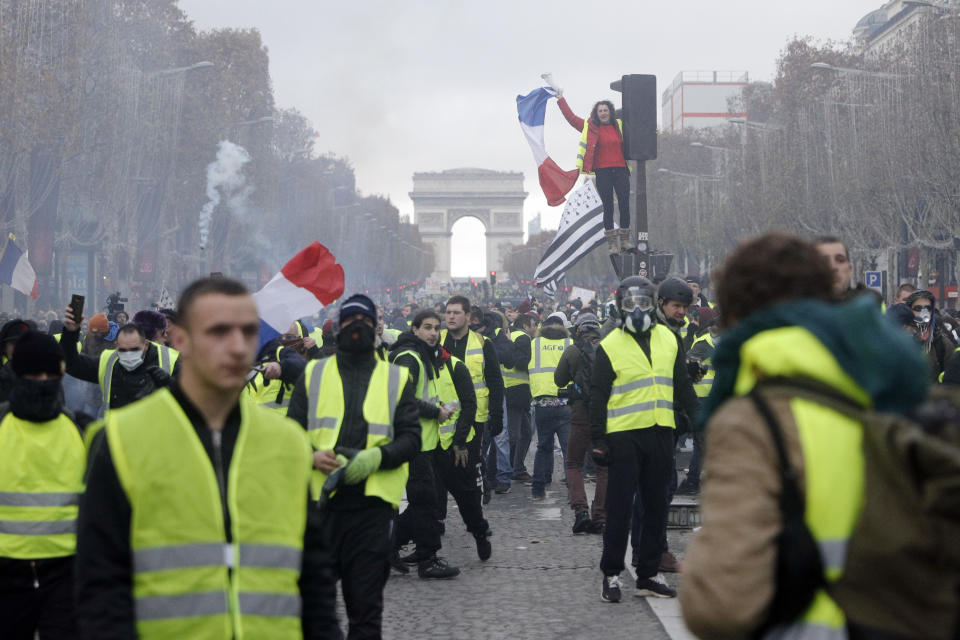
624, 307, 655, 334
469, 323, 482, 333
118, 350, 145, 371
9, 378, 63, 422
917, 308, 932, 323
336, 320, 376, 353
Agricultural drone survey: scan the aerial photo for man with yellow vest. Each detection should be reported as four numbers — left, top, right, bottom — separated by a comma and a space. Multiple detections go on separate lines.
0, 331, 85, 637
590, 276, 698, 603
389, 310, 474, 579
682, 233, 937, 639
61, 304, 178, 412
439, 295, 500, 553
504, 312, 537, 485
245, 322, 313, 414
678, 308, 720, 496
287, 293, 421, 638
529, 312, 573, 500
76, 277, 321, 639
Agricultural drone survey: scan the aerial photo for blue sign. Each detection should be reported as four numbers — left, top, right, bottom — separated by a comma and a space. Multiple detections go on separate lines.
865, 271, 882, 289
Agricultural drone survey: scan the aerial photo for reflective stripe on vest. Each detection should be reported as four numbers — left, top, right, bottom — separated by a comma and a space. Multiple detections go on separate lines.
602, 325, 678, 432
441, 330, 489, 422
691, 333, 716, 398
0, 412, 84, 559
392, 349, 440, 451
99, 350, 120, 411
304, 357, 409, 507
436, 356, 475, 450
106, 389, 310, 639
502, 332, 530, 389
529, 336, 571, 398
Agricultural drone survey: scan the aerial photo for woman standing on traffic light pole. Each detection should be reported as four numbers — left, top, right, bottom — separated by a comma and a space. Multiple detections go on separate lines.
556, 90, 630, 255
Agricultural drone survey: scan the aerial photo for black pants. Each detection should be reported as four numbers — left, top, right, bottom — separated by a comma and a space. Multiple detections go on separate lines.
307, 504, 394, 640
595, 166, 631, 230
601, 427, 674, 579
507, 401, 532, 476
433, 435, 488, 535
0, 556, 77, 640
395, 448, 442, 557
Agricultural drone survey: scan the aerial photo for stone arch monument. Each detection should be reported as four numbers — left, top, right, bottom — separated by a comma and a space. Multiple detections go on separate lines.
410, 168, 527, 282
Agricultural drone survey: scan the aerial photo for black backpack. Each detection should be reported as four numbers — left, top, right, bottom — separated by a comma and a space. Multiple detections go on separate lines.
571, 340, 596, 403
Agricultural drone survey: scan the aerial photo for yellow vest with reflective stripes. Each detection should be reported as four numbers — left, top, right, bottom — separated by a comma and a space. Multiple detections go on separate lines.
440, 329, 489, 422
601, 325, 678, 432
244, 347, 294, 414
691, 332, 715, 398
106, 389, 310, 640
437, 356, 475, 450
392, 349, 440, 451
577, 118, 625, 173
529, 336, 571, 398
502, 332, 530, 389
98, 342, 178, 411
303, 357, 409, 507
0, 412, 84, 559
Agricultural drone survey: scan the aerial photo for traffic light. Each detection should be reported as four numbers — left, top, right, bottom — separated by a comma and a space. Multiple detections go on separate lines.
489, 271, 496, 286
610, 74, 658, 161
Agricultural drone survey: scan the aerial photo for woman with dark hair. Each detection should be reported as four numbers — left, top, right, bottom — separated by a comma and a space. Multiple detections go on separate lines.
557, 93, 630, 254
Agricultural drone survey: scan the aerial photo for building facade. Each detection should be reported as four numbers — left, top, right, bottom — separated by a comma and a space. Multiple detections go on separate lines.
661, 71, 750, 134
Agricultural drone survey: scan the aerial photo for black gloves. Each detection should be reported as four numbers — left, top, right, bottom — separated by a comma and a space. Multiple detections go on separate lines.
590, 439, 610, 466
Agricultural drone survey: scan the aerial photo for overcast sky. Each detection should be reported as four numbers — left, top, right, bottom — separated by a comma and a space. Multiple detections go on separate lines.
179, 0, 881, 276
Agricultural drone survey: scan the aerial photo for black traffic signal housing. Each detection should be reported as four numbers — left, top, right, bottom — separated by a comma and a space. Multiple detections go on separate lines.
489, 271, 497, 287
610, 74, 658, 162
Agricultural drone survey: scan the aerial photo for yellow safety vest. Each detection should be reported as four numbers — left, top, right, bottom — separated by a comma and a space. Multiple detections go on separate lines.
303, 357, 409, 507
691, 332, 716, 399
529, 335, 571, 398
734, 327, 865, 639
437, 356, 475, 450
392, 349, 440, 451
106, 389, 310, 640
0, 412, 84, 559
502, 332, 530, 389
601, 325, 678, 432
245, 347, 294, 414
577, 118, 627, 174
680, 316, 691, 340
98, 342, 178, 410
440, 329, 490, 423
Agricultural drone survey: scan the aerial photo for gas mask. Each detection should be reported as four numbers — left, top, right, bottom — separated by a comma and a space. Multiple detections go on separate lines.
118, 349, 145, 371
916, 308, 932, 324
620, 289, 655, 334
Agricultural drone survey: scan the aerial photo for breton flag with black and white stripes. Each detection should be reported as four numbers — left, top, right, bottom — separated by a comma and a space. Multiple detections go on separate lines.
541, 274, 563, 300
533, 180, 605, 286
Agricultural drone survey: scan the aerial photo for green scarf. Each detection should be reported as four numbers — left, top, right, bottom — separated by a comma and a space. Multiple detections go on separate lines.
698, 296, 929, 429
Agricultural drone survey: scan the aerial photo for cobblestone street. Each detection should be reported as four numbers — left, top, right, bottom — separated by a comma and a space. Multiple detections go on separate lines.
377, 457, 695, 640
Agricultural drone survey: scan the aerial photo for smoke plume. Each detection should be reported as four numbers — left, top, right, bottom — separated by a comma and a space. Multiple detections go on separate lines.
199, 140, 252, 250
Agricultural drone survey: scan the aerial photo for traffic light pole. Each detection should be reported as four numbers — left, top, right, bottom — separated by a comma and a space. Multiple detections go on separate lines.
634, 160, 649, 278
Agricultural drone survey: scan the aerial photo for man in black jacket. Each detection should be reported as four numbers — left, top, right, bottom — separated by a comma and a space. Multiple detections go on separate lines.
505, 313, 536, 483
76, 277, 323, 638
287, 294, 421, 639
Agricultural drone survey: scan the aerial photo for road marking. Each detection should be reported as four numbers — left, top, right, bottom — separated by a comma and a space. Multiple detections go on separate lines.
625, 552, 696, 640
534, 507, 562, 520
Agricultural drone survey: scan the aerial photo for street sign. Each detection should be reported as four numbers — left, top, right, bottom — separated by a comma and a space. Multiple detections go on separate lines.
865, 271, 882, 290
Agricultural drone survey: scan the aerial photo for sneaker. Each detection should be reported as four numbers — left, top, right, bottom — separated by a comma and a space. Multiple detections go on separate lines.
388, 550, 409, 574
418, 556, 460, 579
635, 573, 677, 598
482, 488, 492, 505
474, 531, 492, 561
601, 575, 622, 603
572, 511, 592, 534
675, 479, 700, 495
531, 492, 546, 501
400, 549, 432, 565
586, 520, 604, 535
513, 471, 532, 483
659, 551, 682, 573
494, 483, 511, 494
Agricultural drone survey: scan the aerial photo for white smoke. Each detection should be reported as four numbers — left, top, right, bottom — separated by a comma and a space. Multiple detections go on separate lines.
199, 140, 253, 251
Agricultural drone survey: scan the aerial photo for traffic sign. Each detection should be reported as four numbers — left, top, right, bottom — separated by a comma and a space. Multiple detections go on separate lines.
865, 271, 882, 289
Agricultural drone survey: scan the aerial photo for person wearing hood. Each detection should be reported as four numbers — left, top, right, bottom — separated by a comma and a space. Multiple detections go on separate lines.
60, 304, 174, 413
681, 233, 931, 639
0, 319, 30, 402
529, 312, 573, 500
0, 332, 85, 638
554, 312, 606, 534
287, 294, 421, 639
905, 289, 955, 381
591, 276, 698, 603
389, 310, 477, 578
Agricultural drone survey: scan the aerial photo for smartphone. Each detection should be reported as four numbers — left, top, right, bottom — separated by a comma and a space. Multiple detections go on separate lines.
70, 294, 85, 322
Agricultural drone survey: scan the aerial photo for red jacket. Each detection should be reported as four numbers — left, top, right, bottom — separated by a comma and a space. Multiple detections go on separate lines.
558, 97, 626, 173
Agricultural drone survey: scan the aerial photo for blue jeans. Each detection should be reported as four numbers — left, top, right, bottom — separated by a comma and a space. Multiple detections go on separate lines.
482, 421, 513, 488
531, 405, 571, 494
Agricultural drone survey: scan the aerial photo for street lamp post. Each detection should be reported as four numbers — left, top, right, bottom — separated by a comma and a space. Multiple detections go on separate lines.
657, 168, 720, 275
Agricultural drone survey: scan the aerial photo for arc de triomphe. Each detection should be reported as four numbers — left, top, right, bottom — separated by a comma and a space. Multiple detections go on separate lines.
410, 168, 527, 282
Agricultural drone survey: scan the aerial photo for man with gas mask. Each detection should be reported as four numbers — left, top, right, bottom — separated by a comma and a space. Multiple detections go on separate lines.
390, 309, 476, 579
905, 289, 956, 381
287, 293, 421, 639
589, 276, 698, 603
0, 331, 85, 638
61, 303, 175, 413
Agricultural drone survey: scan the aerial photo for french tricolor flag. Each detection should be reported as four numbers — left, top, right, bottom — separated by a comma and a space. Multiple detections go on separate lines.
253, 242, 345, 350
0, 234, 38, 299
517, 87, 579, 207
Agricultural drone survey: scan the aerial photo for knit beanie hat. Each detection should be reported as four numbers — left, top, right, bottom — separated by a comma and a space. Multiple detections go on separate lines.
339, 294, 378, 326
89, 313, 110, 334
0, 319, 29, 344
132, 310, 168, 341
12, 331, 64, 377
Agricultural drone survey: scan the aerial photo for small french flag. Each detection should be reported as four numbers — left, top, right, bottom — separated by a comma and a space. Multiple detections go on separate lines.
0, 234, 38, 299
253, 242, 345, 350
517, 87, 579, 206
